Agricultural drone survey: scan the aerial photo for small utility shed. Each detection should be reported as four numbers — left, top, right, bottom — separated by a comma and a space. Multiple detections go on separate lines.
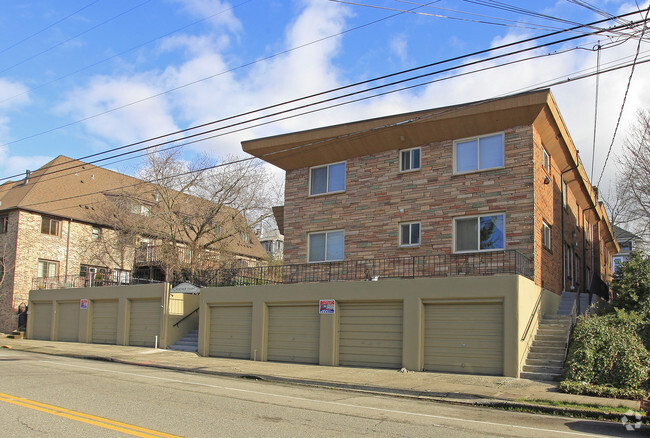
198, 275, 559, 377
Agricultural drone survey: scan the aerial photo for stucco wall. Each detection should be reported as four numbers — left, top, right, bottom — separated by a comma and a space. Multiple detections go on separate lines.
199, 274, 546, 377
26, 283, 192, 348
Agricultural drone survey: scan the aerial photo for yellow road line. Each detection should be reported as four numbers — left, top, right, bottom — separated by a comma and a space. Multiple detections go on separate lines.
0, 392, 180, 438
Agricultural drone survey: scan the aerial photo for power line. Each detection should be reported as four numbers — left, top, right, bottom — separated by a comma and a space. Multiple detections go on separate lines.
0, 0, 153, 76
17, 53, 650, 216
0, 0, 101, 56
2, 7, 645, 185
596, 7, 650, 187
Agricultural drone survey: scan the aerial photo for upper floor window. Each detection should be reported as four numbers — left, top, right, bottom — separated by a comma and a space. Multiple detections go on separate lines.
542, 221, 552, 250
310, 162, 345, 196
454, 214, 505, 252
400, 147, 421, 172
0, 215, 7, 234
241, 231, 250, 244
37, 259, 58, 278
620, 241, 633, 252
541, 146, 550, 174
562, 180, 568, 208
454, 133, 504, 174
91, 227, 101, 240
399, 222, 421, 247
308, 230, 344, 262
131, 203, 150, 216
41, 216, 60, 236
584, 218, 590, 243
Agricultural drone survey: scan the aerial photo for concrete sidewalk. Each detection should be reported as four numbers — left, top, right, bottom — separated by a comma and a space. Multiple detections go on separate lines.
1, 337, 641, 418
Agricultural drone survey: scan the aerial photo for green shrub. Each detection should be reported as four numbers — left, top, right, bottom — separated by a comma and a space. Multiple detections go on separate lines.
611, 251, 650, 313
562, 311, 649, 397
559, 380, 648, 400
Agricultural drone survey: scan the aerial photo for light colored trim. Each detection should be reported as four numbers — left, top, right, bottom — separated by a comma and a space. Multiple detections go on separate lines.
399, 147, 421, 173
398, 221, 422, 247
308, 161, 346, 197
452, 212, 506, 253
452, 131, 505, 175
307, 229, 345, 263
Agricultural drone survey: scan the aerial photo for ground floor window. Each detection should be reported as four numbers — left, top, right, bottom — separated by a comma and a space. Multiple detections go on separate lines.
454, 214, 505, 252
399, 222, 421, 247
308, 230, 344, 262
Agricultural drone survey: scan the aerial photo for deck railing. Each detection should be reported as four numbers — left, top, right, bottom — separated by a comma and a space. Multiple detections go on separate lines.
176, 250, 533, 287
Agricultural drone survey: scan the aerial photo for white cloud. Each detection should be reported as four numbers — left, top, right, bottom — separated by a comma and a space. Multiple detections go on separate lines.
56, 74, 179, 146
173, 0, 242, 33
389, 34, 409, 65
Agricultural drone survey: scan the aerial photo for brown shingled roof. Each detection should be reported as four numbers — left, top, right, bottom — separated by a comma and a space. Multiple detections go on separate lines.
0, 155, 268, 260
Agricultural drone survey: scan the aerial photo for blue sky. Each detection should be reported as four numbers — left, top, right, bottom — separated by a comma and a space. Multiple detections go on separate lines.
0, 0, 649, 193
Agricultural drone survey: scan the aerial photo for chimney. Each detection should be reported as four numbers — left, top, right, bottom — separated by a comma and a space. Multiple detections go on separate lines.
592, 186, 599, 201
24, 170, 31, 185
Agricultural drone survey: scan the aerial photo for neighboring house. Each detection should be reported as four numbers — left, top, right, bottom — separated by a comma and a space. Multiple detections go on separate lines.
0, 156, 267, 332
612, 225, 642, 273
258, 230, 284, 261
242, 89, 618, 297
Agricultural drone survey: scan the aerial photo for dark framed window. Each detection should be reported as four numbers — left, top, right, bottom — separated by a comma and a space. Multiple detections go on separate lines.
0, 215, 8, 234
37, 259, 59, 278
454, 214, 505, 252
41, 216, 60, 236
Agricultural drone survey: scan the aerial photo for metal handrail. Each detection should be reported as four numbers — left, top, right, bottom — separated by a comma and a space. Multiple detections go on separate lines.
172, 307, 199, 328
521, 291, 544, 341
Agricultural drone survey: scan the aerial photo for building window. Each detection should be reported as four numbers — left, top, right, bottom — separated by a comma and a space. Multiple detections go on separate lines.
454, 133, 504, 173
91, 227, 101, 240
308, 230, 344, 262
454, 214, 505, 252
584, 218, 590, 243
620, 242, 632, 252
309, 162, 345, 196
131, 204, 150, 216
41, 216, 60, 236
542, 221, 552, 250
0, 215, 7, 234
37, 260, 58, 278
399, 222, 421, 247
542, 146, 550, 173
562, 180, 567, 208
400, 147, 421, 172
613, 256, 624, 273
241, 232, 250, 243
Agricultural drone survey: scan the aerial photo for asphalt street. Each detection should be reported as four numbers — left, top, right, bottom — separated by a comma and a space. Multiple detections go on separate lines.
0, 349, 646, 437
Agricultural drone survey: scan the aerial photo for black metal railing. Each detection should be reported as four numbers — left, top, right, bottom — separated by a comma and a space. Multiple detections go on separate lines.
32, 275, 161, 291
175, 250, 533, 288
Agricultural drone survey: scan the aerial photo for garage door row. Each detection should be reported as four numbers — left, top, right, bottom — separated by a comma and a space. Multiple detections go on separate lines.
30, 299, 161, 347
207, 301, 504, 375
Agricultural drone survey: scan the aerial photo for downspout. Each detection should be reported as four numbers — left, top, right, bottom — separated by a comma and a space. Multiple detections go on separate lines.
582, 205, 598, 305
561, 166, 579, 293
65, 218, 72, 283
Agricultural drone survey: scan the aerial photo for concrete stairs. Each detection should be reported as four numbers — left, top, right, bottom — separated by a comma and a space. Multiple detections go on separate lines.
169, 329, 198, 352
557, 291, 590, 316
520, 315, 572, 381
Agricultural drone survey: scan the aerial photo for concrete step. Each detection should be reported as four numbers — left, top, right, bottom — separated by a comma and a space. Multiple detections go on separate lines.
534, 334, 568, 342
520, 371, 562, 381
531, 340, 567, 348
522, 364, 564, 374
526, 351, 566, 361
168, 344, 197, 352
174, 340, 198, 346
525, 358, 564, 367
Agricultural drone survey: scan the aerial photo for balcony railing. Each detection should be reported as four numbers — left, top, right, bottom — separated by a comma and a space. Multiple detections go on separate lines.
32, 274, 160, 291
175, 250, 533, 287
134, 243, 219, 266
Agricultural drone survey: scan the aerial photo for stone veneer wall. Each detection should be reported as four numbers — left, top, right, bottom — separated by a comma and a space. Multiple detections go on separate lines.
283, 125, 537, 271
1, 210, 132, 332
0, 210, 20, 331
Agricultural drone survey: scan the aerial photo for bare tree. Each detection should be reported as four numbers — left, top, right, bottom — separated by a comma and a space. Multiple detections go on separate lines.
131, 150, 278, 278
617, 109, 650, 240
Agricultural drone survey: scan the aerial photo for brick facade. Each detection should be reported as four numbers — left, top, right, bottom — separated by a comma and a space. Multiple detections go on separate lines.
284, 125, 536, 264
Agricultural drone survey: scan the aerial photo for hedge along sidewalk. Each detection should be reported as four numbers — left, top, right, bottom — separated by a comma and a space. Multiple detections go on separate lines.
0, 338, 644, 416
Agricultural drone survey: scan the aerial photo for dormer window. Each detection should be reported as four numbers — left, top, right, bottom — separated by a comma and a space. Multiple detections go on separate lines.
41, 216, 60, 236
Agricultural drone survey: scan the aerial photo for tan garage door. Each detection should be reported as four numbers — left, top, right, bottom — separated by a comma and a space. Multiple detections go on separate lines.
31, 302, 52, 340
129, 299, 161, 347
209, 305, 252, 359
58, 302, 80, 342
267, 305, 319, 364
424, 301, 504, 376
339, 302, 403, 368
92, 300, 118, 345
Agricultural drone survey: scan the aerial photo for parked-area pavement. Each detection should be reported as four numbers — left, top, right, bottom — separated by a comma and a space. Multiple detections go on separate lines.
0, 337, 642, 420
